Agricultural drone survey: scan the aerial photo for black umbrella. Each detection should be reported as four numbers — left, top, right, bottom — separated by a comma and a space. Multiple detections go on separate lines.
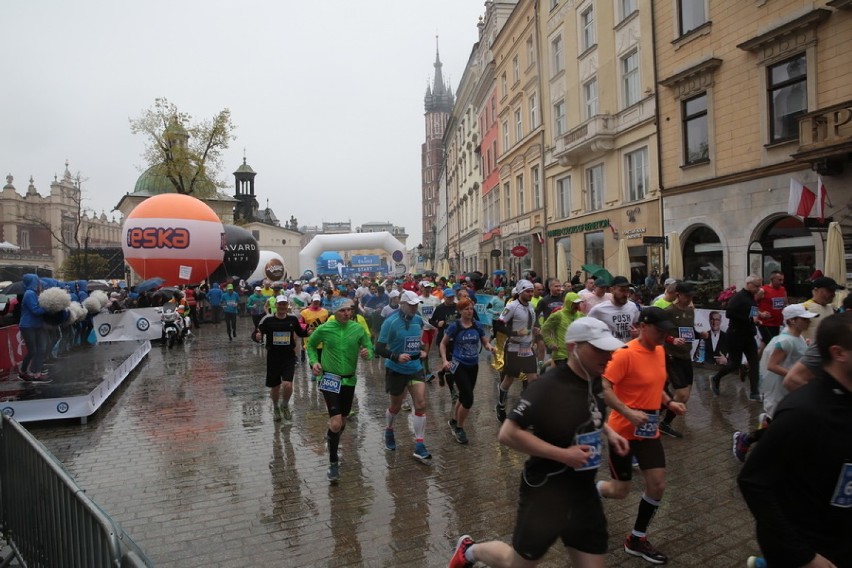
151, 287, 180, 301
0, 281, 25, 296
87, 280, 111, 292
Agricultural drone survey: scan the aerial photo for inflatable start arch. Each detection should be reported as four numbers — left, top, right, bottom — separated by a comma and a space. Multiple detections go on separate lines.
299, 231, 406, 275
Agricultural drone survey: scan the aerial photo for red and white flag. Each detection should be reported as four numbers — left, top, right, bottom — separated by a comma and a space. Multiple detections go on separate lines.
788, 177, 827, 222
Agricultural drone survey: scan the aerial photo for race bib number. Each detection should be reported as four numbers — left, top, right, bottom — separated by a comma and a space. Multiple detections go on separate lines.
272, 331, 291, 346
448, 360, 459, 374
318, 373, 342, 394
749, 306, 758, 319
227, 300, 237, 308
634, 411, 659, 439
404, 336, 421, 354
574, 429, 603, 471
421, 306, 435, 317
772, 297, 786, 309
830, 463, 852, 508
679, 327, 695, 341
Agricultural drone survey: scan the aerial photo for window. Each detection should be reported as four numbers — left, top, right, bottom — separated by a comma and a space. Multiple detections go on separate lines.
585, 231, 605, 267
622, 50, 640, 107
769, 54, 807, 144
515, 108, 523, 141
502, 121, 509, 152
581, 6, 596, 51
527, 37, 535, 67
619, 0, 637, 21
683, 93, 709, 164
557, 176, 571, 219
513, 55, 520, 84
550, 0, 558, 9
678, 0, 706, 36
494, 187, 501, 224
251, 230, 260, 240
586, 164, 603, 211
532, 166, 541, 209
584, 78, 598, 119
551, 35, 564, 76
529, 93, 538, 129
501, 72, 508, 98
492, 141, 497, 166
19, 229, 30, 250
504, 182, 512, 218
554, 99, 566, 136
625, 147, 648, 202
517, 174, 525, 215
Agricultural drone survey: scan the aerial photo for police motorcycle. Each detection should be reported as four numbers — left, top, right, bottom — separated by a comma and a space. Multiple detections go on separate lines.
158, 302, 187, 348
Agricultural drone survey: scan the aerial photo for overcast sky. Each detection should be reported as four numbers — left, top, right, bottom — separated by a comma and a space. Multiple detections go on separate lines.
2, 1, 487, 247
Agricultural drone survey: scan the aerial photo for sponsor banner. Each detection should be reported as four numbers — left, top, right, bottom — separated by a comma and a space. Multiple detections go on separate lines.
0, 325, 26, 374
474, 294, 495, 326
94, 308, 163, 342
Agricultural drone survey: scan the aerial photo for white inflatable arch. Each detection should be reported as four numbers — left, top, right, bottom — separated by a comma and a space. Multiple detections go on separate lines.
299, 231, 407, 275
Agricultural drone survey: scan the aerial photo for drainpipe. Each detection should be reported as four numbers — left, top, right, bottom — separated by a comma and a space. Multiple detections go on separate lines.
534, 0, 550, 279
650, 0, 665, 237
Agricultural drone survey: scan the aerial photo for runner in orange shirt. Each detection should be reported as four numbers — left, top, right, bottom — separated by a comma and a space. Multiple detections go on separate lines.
597, 307, 687, 565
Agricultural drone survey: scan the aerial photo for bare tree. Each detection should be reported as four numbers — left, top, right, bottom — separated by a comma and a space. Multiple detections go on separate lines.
129, 97, 236, 197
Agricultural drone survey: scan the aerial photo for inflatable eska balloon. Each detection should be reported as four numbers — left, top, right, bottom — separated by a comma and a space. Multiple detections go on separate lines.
122, 194, 225, 286
247, 250, 287, 283
208, 224, 260, 283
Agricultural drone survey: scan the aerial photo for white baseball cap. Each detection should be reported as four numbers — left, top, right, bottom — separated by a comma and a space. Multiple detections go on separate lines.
311, 294, 322, 302
782, 303, 818, 320
400, 290, 422, 305
388, 290, 401, 299
275, 295, 289, 304
565, 318, 625, 351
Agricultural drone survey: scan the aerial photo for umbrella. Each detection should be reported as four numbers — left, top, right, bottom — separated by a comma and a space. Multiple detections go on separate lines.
87, 280, 110, 292
616, 239, 631, 279
824, 221, 847, 308
581, 264, 612, 282
136, 277, 166, 294
0, 281, 24, 296
0, 241, 20, 251
152, 287, 180, 301
667, 232, 684, 280
493, 269, 507, 276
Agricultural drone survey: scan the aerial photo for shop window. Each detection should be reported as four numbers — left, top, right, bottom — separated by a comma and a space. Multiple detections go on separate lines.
754, 216, 815, 300
768, 54, 807, 144
585, 231, 604, 267
683, 226, 724, 307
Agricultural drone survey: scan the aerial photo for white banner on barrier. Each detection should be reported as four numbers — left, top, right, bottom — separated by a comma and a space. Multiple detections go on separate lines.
93, 308, 163, 342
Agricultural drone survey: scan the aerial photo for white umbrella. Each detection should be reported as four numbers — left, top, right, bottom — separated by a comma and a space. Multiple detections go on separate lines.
0, 241, 20, 251
616, 238, 630, 279
824, 221, 847, 308
668, 232, 684, 280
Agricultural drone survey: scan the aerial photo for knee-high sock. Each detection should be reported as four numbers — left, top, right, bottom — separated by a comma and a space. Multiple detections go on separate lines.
412, 413, 426, 442
327, 429, 341, 463
385, 408, 397, 429
633, 493, 660, 536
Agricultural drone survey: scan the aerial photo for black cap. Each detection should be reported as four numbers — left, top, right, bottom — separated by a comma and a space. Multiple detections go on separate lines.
811, 276, 845, 290
675, 282, 695, 295
611, 276, 630, 287
638, 306, 677, 330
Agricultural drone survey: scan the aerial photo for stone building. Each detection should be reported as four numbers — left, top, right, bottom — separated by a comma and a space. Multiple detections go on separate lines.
654, 0, 852, 300
0, 164, 122, 280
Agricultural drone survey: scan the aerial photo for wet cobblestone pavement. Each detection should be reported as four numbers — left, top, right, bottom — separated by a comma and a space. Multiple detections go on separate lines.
28, 320, 762, 567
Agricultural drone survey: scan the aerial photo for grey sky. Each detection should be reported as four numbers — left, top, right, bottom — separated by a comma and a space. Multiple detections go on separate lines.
2, 1, 485, 247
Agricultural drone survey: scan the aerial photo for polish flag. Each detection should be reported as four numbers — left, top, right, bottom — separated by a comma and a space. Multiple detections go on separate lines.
788, 178, 827, 222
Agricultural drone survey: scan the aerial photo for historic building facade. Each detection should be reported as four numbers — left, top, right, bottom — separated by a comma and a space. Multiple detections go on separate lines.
654, 0, 852, 300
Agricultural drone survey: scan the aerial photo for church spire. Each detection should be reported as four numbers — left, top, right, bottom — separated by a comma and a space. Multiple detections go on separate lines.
424, 35, 454, 113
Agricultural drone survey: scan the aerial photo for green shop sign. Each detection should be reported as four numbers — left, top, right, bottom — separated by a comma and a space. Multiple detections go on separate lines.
547, 219, 609, 238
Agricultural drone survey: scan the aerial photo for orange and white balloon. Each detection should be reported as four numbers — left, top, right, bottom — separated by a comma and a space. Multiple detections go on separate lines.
122, 194, 225, 285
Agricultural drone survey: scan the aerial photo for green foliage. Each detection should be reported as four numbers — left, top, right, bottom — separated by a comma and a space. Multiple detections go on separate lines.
130, 97, 236, 197
60, 252, 109, 280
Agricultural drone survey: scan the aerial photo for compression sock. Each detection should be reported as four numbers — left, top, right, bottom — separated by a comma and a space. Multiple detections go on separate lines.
385, 408, 397, 429
412, 413, 426, 442
498, 387, 508, 406
633, 493, 660, 535
326, 429, 341, 463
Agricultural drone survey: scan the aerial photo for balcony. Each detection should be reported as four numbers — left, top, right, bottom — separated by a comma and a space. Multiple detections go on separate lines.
554, 114, 615, 166
791, 99, 852, 175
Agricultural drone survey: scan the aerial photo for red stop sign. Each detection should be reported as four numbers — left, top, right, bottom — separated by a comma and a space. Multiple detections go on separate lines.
511, 245, 529, 257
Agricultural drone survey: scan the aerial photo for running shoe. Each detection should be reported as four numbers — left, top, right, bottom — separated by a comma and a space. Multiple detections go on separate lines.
327, 462, 340, 482
413, 442, 432, 461
273, 406, 282, 422
495, 404, 506, 423
757, 413, 769, 430
453, 428, 468, 445
659, 423, 683, 438
710, 375, 721, 396
747, 556, 767, 568
281, 406, 292, 421
448, 535, 475, 568
23, 375, 52, 384
624, 535, 668, 565
732, 431, 750, 463
448, 418, 458, 432
384, 428, 396, 451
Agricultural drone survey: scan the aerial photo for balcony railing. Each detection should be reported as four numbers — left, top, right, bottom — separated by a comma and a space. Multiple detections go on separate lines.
554, 114, 615, 166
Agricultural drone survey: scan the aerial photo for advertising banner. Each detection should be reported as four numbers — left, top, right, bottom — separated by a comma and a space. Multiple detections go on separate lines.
0, 325, 25, 374
93, 308, 163, 342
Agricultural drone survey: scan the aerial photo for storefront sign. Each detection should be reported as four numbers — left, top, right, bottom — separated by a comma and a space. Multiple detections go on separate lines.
622, 227, 647, 240
546, 219, 609, 238
511, 245, 529, 258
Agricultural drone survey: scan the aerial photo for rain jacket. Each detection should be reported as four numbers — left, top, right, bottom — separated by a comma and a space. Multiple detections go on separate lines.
207, 283, 223, 307
19, 274, 45, 329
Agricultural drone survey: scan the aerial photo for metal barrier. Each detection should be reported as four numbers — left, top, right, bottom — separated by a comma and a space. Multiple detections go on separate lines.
0, 415, 154, 567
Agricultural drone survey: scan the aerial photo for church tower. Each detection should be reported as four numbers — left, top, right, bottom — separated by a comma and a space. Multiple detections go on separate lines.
232, 156, 259, 223
421, 37, 454, 265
